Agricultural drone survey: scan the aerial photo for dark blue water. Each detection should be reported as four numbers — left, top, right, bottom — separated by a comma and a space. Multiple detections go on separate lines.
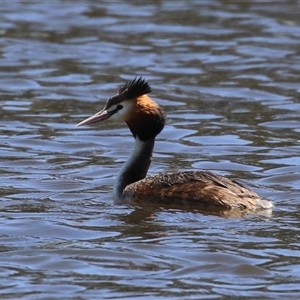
1, 1, 300, 299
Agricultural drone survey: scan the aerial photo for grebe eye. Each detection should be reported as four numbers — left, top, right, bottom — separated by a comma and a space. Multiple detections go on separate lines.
117, 104, 123, 110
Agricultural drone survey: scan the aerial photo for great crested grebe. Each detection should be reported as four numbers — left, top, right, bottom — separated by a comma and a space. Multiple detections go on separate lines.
77, 77, 273, 211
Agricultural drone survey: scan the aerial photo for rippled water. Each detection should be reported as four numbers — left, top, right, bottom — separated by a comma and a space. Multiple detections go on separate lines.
1, 1, 300, 299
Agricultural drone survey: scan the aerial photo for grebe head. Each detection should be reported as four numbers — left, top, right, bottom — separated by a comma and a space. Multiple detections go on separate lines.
77, 77, 165, 141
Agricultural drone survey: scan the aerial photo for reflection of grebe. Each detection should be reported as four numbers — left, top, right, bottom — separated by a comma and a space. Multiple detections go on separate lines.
77, 77, 273, 211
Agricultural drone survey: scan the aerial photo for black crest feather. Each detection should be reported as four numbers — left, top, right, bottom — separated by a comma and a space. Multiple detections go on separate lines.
119, 77, 152, 99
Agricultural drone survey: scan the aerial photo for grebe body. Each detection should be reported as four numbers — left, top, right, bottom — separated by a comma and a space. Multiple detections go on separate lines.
77, 78, 273, 211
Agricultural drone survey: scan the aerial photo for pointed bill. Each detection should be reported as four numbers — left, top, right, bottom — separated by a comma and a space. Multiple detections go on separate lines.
77, 109, 112, 126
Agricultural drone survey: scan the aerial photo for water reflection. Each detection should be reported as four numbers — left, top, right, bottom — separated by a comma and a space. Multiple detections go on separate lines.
1, 0, 300, 298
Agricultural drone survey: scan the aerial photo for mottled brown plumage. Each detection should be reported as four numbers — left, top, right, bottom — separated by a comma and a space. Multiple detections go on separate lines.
123, 171, 270, 210
77, 77, 273, 212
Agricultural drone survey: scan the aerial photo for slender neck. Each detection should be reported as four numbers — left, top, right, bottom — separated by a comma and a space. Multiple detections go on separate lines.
113, 137, 155, 202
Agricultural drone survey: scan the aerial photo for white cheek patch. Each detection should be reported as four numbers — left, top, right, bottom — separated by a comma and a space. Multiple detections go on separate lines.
110, 111, 123, 121
109, 101, 134, 121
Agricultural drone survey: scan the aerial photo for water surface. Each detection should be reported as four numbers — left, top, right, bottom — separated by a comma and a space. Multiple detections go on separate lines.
1, 1, 300, 299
